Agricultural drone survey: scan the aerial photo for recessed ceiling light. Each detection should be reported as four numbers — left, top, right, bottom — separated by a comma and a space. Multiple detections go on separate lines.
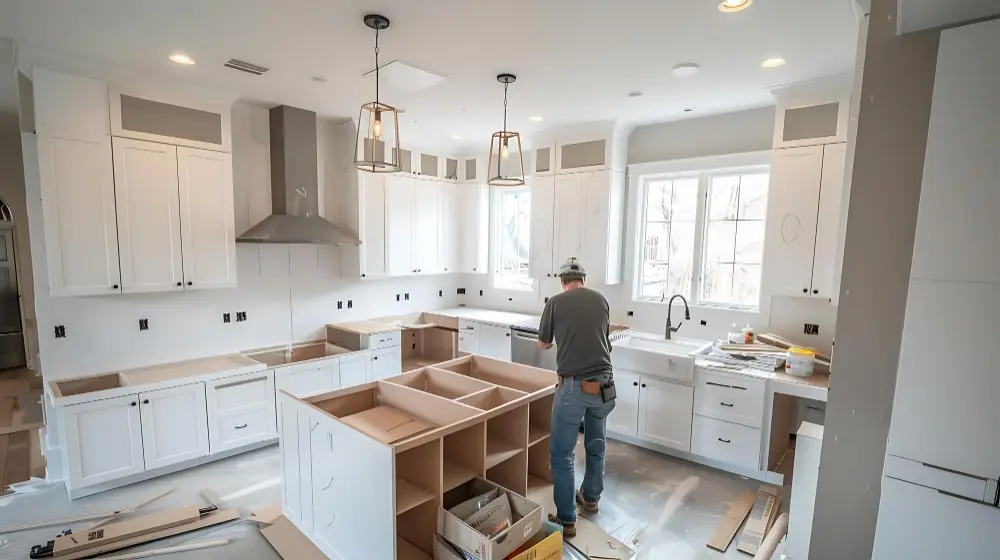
718, 0, 752, 12
529, 116, 544, 122
451, 134, 464, 140
169, 53, 195, 65
627, 90, 643, 98
683, 108, 694, 113
672, 63, 700, 77
761, 57, 786, 68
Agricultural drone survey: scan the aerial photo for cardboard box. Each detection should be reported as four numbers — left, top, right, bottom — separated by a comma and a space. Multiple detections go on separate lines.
434, 521, 563, 560
438, 478, 542, 560
736, 485, 782, 555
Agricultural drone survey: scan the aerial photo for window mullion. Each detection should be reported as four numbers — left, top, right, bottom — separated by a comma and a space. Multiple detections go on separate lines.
692, 173, 709, 304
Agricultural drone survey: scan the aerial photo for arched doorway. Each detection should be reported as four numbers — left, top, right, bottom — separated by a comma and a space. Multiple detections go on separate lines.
0, 198, 26, 370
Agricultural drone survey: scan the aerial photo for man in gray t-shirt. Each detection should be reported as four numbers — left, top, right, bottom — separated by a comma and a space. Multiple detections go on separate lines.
536, 258, 615, 536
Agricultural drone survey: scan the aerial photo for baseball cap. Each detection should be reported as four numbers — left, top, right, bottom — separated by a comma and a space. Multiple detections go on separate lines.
558, 257, 586, 280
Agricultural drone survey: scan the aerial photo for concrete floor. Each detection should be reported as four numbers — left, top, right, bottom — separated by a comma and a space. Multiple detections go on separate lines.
0, 439, 776, 559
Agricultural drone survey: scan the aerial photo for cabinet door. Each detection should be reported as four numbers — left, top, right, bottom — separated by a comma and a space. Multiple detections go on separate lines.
479, 323, 512, 361
359, 173, 387, 278
761, 146, 823, 297
811, 143, 847, 299
638, 376, 693, 453
340, 352, 368, 387
205, 371, 277, 453
37, 134, 122, 296
63, 394, 144, 488
529, 175, 556, 278
369, 346, 401, 380
607, 371, 641, 437
138, 384, 209, 470
112, 138, 184, 293
385, 175, 414, 276
177, 147, 236, 289
581, 170, 613, 284
458, 331, 480, 355
438, 182, 459, 273
412, 181, 440, 274
553, 174, 586, 271
276, 363, 336, 398
461, 183, 489, 274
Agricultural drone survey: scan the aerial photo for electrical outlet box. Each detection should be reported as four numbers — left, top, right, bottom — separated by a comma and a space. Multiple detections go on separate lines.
54, 325, 66, 338
804, 323, 820, 335
236, 311, 248, 322
627, 311, 634, 317
139, 319, 149, 331
223, 313, 231, 324
457, 288, 466, 295
348, 300, 353, 309
337, 301, 343, 310
405, 293, 410, 301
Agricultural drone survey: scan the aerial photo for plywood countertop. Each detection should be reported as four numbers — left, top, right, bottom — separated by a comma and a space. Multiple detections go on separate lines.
430, 307, 540, 328
327, 320, 402, 335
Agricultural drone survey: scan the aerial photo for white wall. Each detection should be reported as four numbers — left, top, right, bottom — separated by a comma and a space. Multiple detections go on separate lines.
461, 108, 839, 353
23, 99, 461, 381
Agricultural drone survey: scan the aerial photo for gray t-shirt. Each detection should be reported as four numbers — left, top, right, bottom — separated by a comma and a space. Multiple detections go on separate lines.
538, 287, 612, 379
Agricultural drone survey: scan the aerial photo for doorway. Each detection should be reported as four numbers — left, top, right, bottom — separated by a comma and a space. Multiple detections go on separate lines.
0, 199, 26, 370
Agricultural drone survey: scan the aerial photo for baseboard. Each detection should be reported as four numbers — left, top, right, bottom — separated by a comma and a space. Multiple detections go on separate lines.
67, 437, 278, 499
607, 432, 783, 484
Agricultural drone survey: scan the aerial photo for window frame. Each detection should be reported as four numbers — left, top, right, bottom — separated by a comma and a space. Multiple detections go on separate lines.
491, 186, 535, 293
628, 151, 773, 311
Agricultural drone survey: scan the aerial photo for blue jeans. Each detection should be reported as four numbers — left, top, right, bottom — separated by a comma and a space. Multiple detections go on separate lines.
550, 373, 616, 524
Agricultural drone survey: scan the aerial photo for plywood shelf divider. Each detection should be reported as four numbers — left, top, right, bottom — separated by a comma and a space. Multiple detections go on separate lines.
442, 461, 478, 492
397, 536, 432, 560
485, 437, 523, 469
395, 478, 435, 516
528, 424, 549, 447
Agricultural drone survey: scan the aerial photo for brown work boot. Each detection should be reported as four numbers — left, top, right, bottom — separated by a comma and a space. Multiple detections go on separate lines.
576, 489, 599, 514
547, 513, 577, 538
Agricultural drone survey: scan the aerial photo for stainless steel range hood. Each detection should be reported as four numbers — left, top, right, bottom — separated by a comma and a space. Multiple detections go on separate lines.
236, 105, 361, 245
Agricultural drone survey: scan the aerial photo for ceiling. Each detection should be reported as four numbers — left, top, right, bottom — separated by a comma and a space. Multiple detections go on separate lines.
0, 0, 859, 153
897, 0, 1000, 34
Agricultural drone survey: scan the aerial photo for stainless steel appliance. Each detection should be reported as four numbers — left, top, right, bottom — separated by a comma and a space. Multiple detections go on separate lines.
511, 323, 557, 372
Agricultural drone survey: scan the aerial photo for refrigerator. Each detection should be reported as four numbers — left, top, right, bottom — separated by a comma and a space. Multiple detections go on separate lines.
872, 18, 1000, 560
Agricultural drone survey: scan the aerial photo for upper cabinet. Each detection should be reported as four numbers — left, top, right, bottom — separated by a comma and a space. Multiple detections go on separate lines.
460, 182, 489, 274
110, 87, 231, 152
32, 68, 237, 296
761, 143, 847, 301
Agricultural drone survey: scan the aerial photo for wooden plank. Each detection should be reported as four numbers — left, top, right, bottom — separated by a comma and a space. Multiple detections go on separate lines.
3, 430, 30, 489
261, 516, 327, 560
706, 490, 756, 552
0, 507, 139, 534
85, 488, 175, 531
85, 539, 229, 560
0, 433, 8, 490
395, 478, 435, 515
528, 424, 549, 447
0, 391, 44, 435
485, 437, 522, 469
55, 509, 240, 560
53, 506, 202, 556
442, 462, 478, 492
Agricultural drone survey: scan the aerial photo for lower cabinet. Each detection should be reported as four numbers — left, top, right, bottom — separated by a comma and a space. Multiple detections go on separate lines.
691, 415, 761, 471
138, 384, 209, 470
339, 351, 369, 388
275, 359, 340, 398
479, 323, 512, 361
205, 371, 277, 453
63, 394, 145, 488
607, 373, 694, 453
458, 331, 480, 354
368, 346, 402, 381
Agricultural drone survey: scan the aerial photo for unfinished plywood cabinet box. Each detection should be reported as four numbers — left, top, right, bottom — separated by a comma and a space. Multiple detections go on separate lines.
278, 355, 557, 559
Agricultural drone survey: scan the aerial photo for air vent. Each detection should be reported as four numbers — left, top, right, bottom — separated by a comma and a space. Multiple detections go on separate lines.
224, 59, 269, 75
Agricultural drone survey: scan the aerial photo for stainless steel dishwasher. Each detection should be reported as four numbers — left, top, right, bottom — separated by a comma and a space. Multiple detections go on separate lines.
511, 325, 558, 372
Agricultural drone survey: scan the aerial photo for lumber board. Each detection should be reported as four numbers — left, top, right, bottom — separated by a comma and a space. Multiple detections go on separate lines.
3, 430, 30, 490
86, 539, 229, 560
53, 507, 202, 556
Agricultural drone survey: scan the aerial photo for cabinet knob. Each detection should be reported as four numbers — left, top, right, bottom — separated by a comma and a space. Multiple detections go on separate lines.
373, 356, 378, 360
361, 274, 366, 278
633, 381, 638, 387
506, 333, 510, 337
720, 402, 734, 407
802, 288, 808, 294
641, 383, 646, 388
813, 289, 819, 294
235, 424, 248, 430
472, 268, 477, 272
130, 401, 137, 407
142, 399, 149, 404
112, 284, 119, 290
187, 281, 193, 286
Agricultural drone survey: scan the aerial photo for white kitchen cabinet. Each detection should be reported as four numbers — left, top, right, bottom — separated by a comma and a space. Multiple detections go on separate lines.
438, 182, 459, 273
369, 346, 402, 380
606, 372, 641, 437
762, 143, 847, 301
553, 174, 586, 273
205, 371, 277, 453
458, 321, 481, 355
276, 360, 340, 398
529, 175, 556, 279
138, 384, 210, 470
112, 138, 184, 293
177, 147, 237, 290
478, 323, 512, 362
412, 180, 440, 274
339, 352, 369, 388
37, 134, 122, 296
460, 182, 489, 274
385, 175, 414, 276
581, 170, 625, 285
638, 376, 693, 453
63, 394, 145, 488
359, 173, 388, 279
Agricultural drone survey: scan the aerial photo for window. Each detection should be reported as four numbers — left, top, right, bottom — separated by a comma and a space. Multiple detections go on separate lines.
635, 167, 770, 308
493, 188, 533, 291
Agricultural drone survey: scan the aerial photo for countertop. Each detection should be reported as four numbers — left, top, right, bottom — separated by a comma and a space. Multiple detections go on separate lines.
327, 320, 402, 335
431, 307, 541, 328
696, 357, 830, 401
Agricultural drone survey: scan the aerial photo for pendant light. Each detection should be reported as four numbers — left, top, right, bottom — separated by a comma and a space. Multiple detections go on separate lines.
487, 74, 525, 187
354, 14, 401, 173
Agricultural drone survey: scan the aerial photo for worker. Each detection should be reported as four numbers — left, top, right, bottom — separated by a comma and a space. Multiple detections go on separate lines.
536, 257, 615, 538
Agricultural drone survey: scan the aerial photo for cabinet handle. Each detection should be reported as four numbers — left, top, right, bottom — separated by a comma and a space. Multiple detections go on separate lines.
235, 424, 248, 430
142, 399, 149, 404
718, 438, 731, 444
130, 401, 137, 407
720, 402, 734, 407
732, 385, 747, 391
706, 381, 731, 389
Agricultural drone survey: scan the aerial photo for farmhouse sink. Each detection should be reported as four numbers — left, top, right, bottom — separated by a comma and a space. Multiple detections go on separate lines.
612, 333, 711, 384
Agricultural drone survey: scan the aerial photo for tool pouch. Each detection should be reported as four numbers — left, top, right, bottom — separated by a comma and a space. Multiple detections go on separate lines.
599, 380, 617, 403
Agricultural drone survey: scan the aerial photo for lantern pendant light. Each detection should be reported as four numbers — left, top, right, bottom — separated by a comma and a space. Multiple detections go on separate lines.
354, 14, 401, 173
487, 74, 525, 187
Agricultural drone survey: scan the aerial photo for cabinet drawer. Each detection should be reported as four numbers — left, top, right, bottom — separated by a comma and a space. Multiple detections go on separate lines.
213, 408, 276, 451
458, 319, 480, 335
366, 330, 401, 350
691, 415, 761, 471
694, 369, 765, 428
209, 372, 274, 413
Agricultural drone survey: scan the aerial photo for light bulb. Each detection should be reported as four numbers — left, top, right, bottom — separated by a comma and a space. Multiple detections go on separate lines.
500, 140, 510, 159
372, 115, 382, 139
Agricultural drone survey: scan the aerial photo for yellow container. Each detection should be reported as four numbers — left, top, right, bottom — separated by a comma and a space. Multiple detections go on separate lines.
786, 347, 816, 377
